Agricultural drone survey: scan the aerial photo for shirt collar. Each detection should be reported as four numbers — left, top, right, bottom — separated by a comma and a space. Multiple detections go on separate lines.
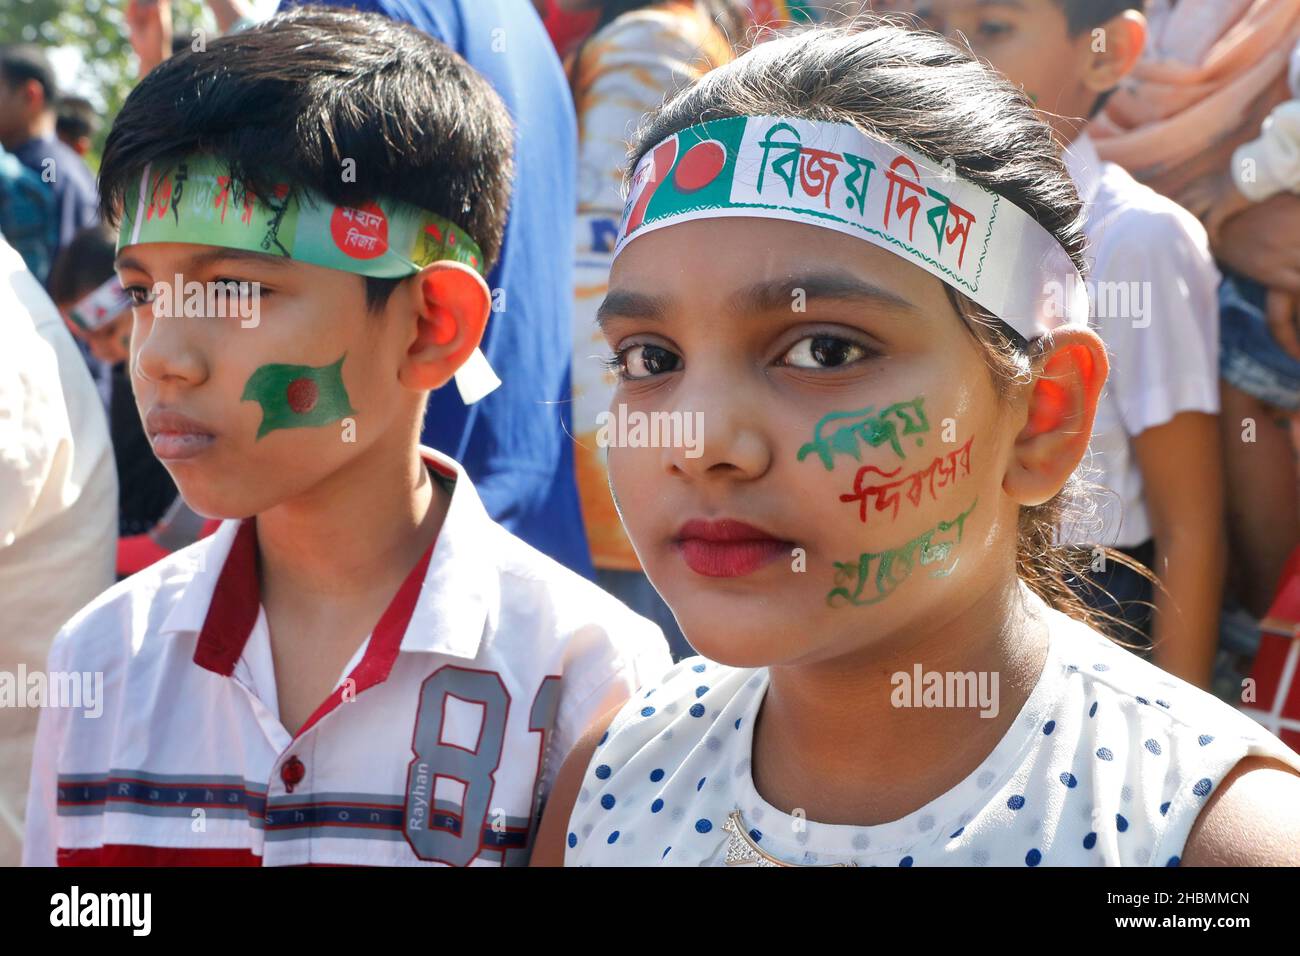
1062, 132, 1103, 207
160, 445, 495, 674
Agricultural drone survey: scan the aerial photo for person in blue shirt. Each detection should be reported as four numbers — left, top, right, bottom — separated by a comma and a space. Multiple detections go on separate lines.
0, 45, 99, 264
279, 0, 593, 577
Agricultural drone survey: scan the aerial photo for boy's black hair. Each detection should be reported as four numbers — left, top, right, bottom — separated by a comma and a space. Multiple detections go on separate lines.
48, 222, 118, 306
56, 95, 99, 143
1053, 0, 1146, 36
99, 6, 514, 310
0, 45, 58, 107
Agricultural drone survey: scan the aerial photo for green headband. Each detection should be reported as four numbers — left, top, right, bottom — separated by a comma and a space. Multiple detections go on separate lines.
116, 154, 500, 403
118, 155, 485, 278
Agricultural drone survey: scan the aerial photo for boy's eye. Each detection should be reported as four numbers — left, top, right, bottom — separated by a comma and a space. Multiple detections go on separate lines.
125, 285, 155, 306
977, 20, 1013, 39
611, 343, 681, 381
779, 334, 870, 370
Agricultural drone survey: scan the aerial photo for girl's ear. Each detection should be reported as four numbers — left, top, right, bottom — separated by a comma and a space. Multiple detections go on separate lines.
398, 261, 491, 392
1004, 327, 1109, 506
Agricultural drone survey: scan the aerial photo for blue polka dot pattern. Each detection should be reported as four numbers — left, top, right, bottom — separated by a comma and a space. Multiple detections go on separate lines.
1159, 802, 1170, 816
1044, 720, 1056, 735
1198, 735, 1214, 746
662, 846, 671, 858
1008, 795, 1026, 811
695, 819, 713, 834
692, 663, 706, 673
689, 703, 705, 718
567, 832, 577, 848
1192, 778, 1212, 798
598, 731, 608, 746
1092, 663, 1109, 672
1144, 739, 1161, 756
734, 718, 742, 730
695, 686, 709, 698
899, 856, 913, 867
651, 799, 664, 813
1026, 848, 1042, 866
640, 706, 655, 717
1166, 856, 1180, 867
1096, 747, 1113, 761
1136, 696, 1148, 705
650, 768, 665, 782
950, 827, 964, 839
1060, 772, 1077, 788
697, 777, 707, 791
595, 764, 611, 779
600, 794, 616, 810
607, 831, 620, 844
1116, 814, 1128, 833
750, 829, 762, 842
1083, 832, 1097, 850
1089, 701, 1098, 717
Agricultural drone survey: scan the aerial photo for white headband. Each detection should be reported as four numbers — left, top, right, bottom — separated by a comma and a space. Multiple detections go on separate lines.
614, 115, 1089, 340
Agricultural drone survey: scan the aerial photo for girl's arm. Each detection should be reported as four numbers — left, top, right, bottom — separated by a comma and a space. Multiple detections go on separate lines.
1131, 410, 1226, 688
1181, 756, 1300, 865
531, 702, 623, 867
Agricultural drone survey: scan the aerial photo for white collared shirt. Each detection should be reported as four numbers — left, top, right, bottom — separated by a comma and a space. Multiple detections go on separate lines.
1059, 134, 1221, 549
22, 446, 671, 866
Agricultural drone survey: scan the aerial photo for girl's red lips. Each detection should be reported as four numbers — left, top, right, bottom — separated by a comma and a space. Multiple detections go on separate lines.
674, 518, 793, 578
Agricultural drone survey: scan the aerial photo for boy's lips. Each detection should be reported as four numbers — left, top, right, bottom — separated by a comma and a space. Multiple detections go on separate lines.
673, 518, 794, 578
145, 407, 217, 460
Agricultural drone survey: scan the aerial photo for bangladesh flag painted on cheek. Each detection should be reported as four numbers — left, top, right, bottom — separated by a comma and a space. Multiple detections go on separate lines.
242, 354, 357, 440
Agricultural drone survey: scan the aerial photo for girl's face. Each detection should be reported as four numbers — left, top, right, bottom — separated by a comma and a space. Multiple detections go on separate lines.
601, 216, 1030, 667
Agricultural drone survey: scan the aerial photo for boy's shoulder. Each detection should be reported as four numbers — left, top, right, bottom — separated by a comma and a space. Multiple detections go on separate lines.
1088, 152, 1212, 258
46, 522, 238, 672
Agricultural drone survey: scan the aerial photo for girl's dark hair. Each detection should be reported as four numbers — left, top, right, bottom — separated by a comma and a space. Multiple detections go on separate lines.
627, 19, 1156, 643
98, 5, 514, 311
47, 222, 118, 306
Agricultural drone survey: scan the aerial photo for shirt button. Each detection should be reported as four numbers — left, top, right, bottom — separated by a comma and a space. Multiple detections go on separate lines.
280, 755, 306, 793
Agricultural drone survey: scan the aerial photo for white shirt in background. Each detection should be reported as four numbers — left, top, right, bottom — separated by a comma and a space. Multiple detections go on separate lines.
1059, 134, 1221, 550
0, 232, 117, 865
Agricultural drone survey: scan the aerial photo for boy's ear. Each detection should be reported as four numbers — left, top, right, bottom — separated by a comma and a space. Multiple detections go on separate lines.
399, 261, 491, 392
1081, 10, 1147, 97
1003, 327, 1109, 507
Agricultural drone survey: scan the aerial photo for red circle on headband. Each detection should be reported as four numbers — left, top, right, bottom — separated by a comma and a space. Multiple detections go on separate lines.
331, 202, 389, 260
673, 140, 726, 193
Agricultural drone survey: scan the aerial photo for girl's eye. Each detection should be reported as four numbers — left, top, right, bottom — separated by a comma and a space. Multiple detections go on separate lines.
779, 334, 871, 370
606, 343, 682, 381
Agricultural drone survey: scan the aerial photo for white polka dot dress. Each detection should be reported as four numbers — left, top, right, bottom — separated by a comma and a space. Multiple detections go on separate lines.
564, 596, 1300, 866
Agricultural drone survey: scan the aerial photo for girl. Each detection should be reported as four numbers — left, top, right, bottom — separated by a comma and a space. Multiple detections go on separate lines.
532, 22, 1300, 866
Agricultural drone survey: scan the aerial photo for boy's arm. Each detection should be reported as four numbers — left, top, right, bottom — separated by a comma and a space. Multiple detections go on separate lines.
1131, 413, 1225, 688
531, 702, 623, 867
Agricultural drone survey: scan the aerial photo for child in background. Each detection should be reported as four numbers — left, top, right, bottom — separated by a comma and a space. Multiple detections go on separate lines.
533, 22, 1300, 867
24, 8, 669, 867
54, 96, 99, 159
912, 0, 1224, 690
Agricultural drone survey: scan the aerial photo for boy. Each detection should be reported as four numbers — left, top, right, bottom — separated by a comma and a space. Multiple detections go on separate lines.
909, 0, 1224, 690
22, 7, 670, 867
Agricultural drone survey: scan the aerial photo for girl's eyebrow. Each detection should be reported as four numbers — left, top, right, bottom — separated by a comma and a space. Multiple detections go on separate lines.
597, 272, 923, 329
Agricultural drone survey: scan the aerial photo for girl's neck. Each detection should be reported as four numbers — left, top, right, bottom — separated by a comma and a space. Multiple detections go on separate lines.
752, 576, 1052, 827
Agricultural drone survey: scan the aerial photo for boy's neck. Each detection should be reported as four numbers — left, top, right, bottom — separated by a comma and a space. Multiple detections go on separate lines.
752, 574, 1051, 827
254, 429, 448, 608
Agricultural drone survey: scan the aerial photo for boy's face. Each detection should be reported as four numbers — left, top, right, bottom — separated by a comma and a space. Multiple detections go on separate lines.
116, 242, 426, 519
601, 217, 1032, 668
902, 0, 1106, 137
